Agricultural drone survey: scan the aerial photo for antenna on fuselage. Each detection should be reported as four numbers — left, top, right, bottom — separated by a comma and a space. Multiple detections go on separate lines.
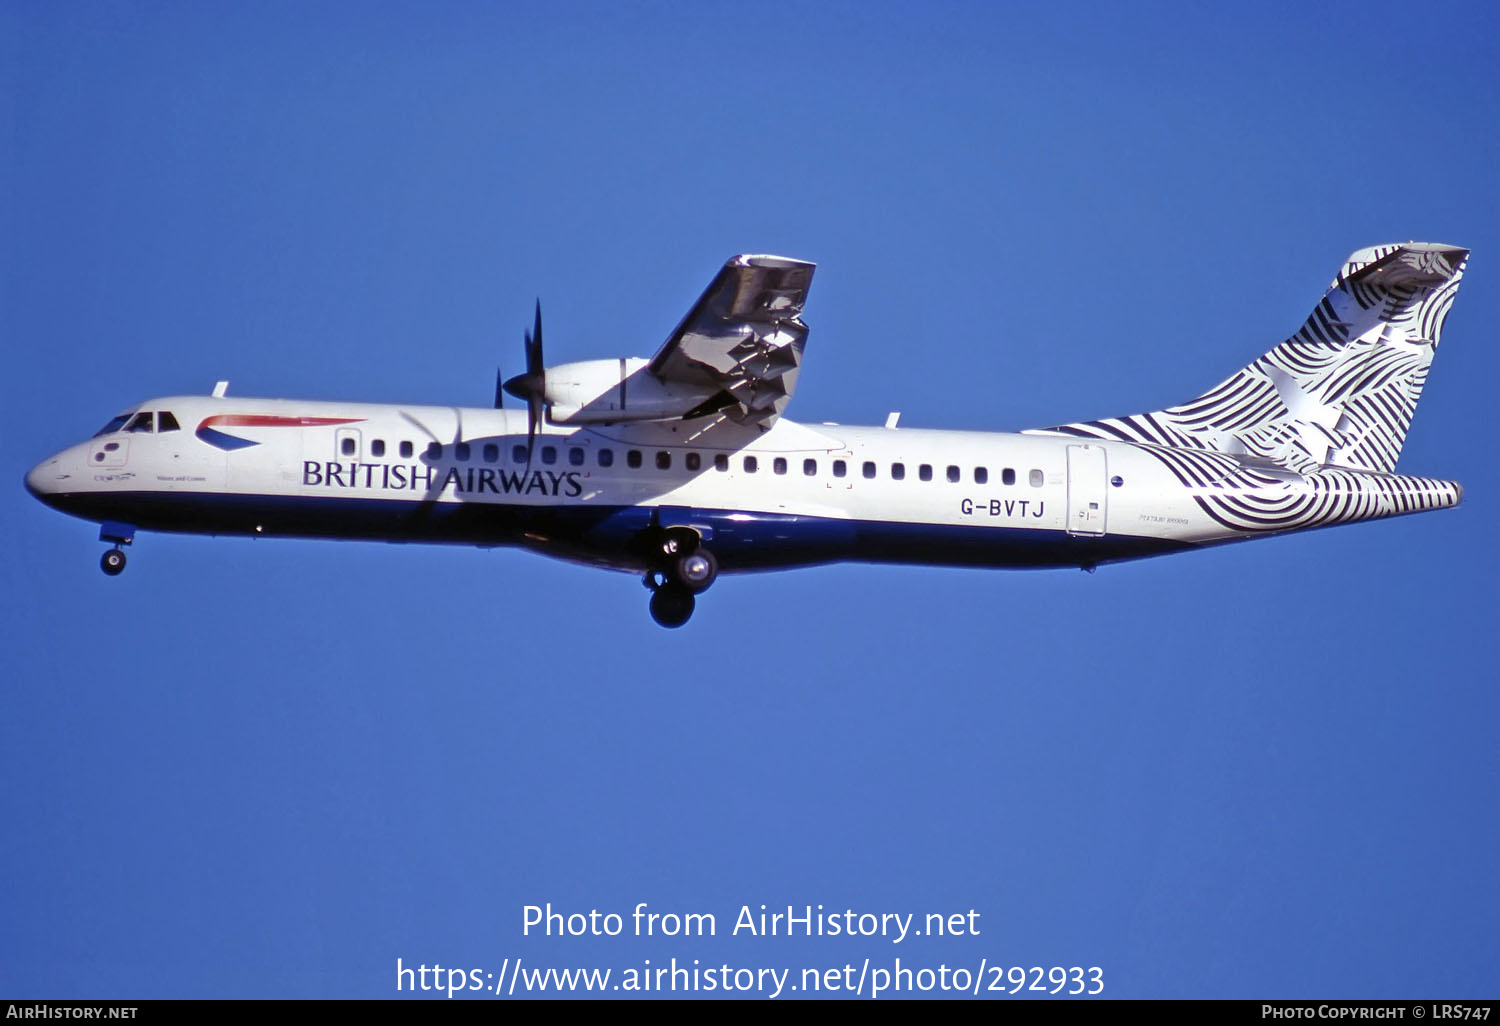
212, 381, 229, 398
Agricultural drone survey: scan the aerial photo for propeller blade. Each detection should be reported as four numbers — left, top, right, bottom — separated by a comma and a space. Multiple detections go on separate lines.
527, 394, 542, 465
499, 299, 546, 466
494, 367, 505, 409
528, 300, 543, 374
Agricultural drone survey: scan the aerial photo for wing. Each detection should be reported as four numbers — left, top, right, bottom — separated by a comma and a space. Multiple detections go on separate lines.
647, 254, 815, 428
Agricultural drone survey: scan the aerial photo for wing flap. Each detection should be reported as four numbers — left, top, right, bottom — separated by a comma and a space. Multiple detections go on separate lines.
648, 255, 816, 428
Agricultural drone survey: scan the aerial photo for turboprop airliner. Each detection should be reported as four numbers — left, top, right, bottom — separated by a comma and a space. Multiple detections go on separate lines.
25, 243, 1466, 627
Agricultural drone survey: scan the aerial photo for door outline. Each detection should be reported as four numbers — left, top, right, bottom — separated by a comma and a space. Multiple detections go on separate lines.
1066, 444, 1108, 536
88, 437, 130, 468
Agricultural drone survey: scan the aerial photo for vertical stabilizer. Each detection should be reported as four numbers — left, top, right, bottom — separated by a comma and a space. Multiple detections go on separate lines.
1050, 243, 1467, 474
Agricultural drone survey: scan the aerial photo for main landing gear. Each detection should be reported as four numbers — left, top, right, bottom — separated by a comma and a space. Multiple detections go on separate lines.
644, 527, 719, 628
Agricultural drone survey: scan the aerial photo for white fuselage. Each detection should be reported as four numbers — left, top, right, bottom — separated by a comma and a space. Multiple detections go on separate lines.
32, 391, 1451, 577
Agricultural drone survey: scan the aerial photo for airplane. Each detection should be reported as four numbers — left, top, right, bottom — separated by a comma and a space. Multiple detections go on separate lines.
25, 242, 1467, 628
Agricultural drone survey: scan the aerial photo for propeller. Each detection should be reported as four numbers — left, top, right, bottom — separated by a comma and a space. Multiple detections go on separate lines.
502, 300, 546, 463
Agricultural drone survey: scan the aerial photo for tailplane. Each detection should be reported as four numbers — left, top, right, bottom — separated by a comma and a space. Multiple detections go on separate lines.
1049, 243, 1467, 474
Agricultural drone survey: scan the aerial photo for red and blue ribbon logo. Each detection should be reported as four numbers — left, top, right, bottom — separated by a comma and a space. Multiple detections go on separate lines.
196, 414, 363, 451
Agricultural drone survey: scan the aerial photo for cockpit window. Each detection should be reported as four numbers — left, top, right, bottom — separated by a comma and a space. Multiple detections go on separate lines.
157, 411, 181, 432
124, 412, 154, 433
93, 414, 132, 437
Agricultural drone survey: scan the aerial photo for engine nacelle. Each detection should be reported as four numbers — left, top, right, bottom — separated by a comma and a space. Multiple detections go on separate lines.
542, 358, 719, 424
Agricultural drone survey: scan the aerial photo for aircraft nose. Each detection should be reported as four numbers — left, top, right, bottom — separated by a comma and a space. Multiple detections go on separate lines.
24, 456, 63, 504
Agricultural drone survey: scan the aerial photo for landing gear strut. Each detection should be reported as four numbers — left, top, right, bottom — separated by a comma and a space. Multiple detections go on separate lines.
100, 548, 126, 576
643, 527, 719, 627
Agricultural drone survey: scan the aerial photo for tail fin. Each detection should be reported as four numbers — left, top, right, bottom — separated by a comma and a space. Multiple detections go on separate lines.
1051, 243, 1467, 474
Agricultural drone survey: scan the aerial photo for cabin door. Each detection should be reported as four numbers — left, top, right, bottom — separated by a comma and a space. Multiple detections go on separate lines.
1066, 444, 1108, 536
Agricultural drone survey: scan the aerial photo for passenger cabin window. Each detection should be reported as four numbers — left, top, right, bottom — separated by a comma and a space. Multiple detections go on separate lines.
773, 457, 787, 475
483, 443, 499, 463
833, 460, 847, 478
974, 467, 988, 484
891, 463, 905, 480
1002, 468, 1016, 486
371, 439, 386, 457
685, 452, 701, 471
541, 446, 557, 465
946, 465, 960, 483
744, 456, 758, 473
341, 436, 357, 456
400, 441, 414, 459
598, 449, 614, 467
512, 444, 528, 463
426, 442, 442, 460
714, 454, 729, 472
804, 458, 817, 476
456, 443, 471, 462
656, 451, 671, 470
918, 464, 932, 481
94, 414, 132, 437
627, 450, 642, 468
157, 412, 180, 432
569, 447, 585, 466
1030, 469, 1044, 487
125, 412, 153, 433
862, 461, 876, 479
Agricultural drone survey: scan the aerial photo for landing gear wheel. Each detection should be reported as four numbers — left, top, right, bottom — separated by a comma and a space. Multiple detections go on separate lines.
673, 548, 718, 593
101, 548, 126, 576
649, 583, 695, 628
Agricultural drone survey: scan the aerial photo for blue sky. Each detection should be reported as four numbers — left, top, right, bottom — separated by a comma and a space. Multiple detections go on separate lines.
4, 0, 1498, 1000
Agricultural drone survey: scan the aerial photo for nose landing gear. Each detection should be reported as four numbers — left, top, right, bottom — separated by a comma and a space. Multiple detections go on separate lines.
97, 522, 136, 577
644, 527, 719, 628
100, 547, 127, 576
